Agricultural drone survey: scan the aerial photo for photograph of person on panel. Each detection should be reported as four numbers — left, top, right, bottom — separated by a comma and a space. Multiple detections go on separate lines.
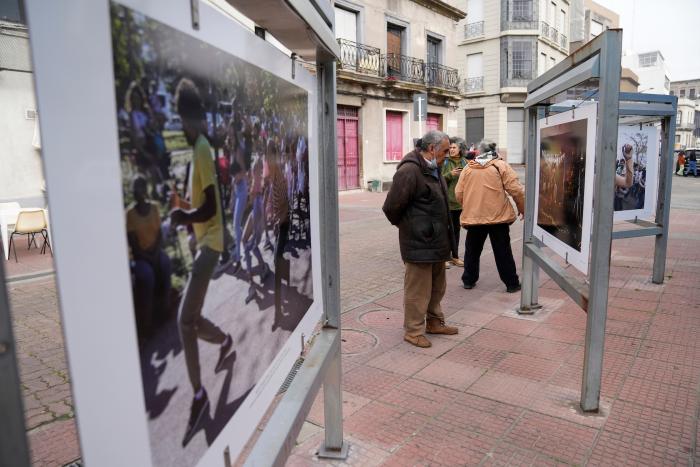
111, 3, 313, 465
537, 119, 588, 252
614, 126, 653, 213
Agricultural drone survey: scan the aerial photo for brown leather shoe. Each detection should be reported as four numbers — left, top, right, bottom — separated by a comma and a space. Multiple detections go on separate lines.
426, 320, 459, 335
404, 334, 432, 348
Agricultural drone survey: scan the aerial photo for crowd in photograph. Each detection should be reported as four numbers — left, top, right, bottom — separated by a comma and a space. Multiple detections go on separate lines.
119, 73, 310, 340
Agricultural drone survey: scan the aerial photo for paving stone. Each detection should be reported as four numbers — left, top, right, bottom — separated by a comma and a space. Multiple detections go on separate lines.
414, 359, 485, 391
467, 371, 543, 409
503, 411, 598, 465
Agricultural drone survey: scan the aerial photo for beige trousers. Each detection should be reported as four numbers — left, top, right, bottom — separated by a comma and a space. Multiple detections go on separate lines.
403, 262, 446, 337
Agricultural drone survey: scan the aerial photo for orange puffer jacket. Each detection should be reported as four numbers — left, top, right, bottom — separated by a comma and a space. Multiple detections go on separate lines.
454, 158, 525, 226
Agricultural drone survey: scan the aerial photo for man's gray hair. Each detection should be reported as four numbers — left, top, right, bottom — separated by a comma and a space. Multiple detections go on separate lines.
417, 130, 449, 150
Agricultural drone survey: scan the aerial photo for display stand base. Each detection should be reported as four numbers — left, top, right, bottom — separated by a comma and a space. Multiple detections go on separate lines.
517, 304, 542, 315
317, 442, 349, 460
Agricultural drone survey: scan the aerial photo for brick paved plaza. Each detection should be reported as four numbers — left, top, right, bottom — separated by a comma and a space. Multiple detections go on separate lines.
5, 169, 700, 466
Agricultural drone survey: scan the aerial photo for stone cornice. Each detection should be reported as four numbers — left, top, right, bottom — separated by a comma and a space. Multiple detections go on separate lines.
410, 0, 466, 21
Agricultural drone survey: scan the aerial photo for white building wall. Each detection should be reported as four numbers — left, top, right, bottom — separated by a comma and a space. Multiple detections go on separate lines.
621, 51, 670, 94
0, 29, 45, 207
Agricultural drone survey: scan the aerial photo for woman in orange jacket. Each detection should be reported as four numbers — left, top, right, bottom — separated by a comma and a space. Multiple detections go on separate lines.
454, 140, 525, 292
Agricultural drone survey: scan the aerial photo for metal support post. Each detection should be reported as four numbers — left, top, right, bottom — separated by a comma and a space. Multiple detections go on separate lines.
519, 106, 541, 314
580, 30, 622, 412
318, 345, 347, 459
652, 114, 676, 284
0, 260, 31, 467
316, 58, 347, 459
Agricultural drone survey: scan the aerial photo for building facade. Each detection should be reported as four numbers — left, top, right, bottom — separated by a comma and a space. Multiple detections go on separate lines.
567, 0, 638, 92
621, 50, 670, 95
456, 0, 570, 164
670, 80, 700, 149
568, 0, 617, 52
333, 0, 465, 190
0, 7, 45, 208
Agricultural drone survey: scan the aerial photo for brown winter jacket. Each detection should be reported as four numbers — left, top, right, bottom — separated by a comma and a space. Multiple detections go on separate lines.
454, 158, 525, 226
382, 150, 456, 263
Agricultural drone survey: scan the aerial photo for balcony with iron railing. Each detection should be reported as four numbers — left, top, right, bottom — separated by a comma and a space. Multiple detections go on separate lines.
540, 22, 568, 52
464, 21, 484, 40
463, 76, 484, 93
380, 53, 461, 92
337, 38, 382, 76
382, 53, 426, 84
426, 62, 460, 91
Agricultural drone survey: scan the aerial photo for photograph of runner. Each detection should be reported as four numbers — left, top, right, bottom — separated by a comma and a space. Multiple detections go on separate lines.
110, 3, 313, 465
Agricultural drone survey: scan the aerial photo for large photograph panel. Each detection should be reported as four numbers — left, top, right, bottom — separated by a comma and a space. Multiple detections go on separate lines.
111, 3, 313, 465
537, 119, 588, 252
533, 104, 596, 275
613, 125, 659, 221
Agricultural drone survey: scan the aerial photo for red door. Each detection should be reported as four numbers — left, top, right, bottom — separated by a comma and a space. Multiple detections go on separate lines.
337, 106, 360, 190
426, 113, 442, 132
386, 111, 403, 161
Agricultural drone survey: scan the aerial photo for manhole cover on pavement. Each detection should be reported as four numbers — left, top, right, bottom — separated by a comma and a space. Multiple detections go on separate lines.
359, 310, 404, 329
341, 329, 378, 355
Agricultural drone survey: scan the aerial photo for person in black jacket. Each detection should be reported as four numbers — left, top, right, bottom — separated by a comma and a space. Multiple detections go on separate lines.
382, 130, 459, 348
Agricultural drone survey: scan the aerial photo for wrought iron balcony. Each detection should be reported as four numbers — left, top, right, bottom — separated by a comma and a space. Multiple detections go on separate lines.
540, 22, 568, 52
426, 62, 460, 91
549, 27, 559, 44
337, 38, 381, 76
463, 76, 484, 93
464, 21, 484, 39
381, 53, 426, 85
559, 33, 568, 50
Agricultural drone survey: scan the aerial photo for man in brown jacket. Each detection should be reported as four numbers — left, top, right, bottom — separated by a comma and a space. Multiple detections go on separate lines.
455, 140, 525, 292
382, 130, 459, 348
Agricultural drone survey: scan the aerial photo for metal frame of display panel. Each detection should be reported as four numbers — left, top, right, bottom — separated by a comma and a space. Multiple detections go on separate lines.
0, 2, 345, 466
519, 29, 677, 412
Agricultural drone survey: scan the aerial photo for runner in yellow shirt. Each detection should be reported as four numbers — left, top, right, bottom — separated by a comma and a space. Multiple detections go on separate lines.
169, 78, 233, 446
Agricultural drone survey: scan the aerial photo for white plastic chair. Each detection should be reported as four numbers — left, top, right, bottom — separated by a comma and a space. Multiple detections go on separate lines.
8, 209, 52, 262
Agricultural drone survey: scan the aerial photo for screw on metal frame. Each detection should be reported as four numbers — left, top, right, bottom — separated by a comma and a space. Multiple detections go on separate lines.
190, 0, 200, 30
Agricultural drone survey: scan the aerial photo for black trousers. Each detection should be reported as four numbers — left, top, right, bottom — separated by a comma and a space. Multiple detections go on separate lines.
461, 223, 519, 288
450, 209, 461, 257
